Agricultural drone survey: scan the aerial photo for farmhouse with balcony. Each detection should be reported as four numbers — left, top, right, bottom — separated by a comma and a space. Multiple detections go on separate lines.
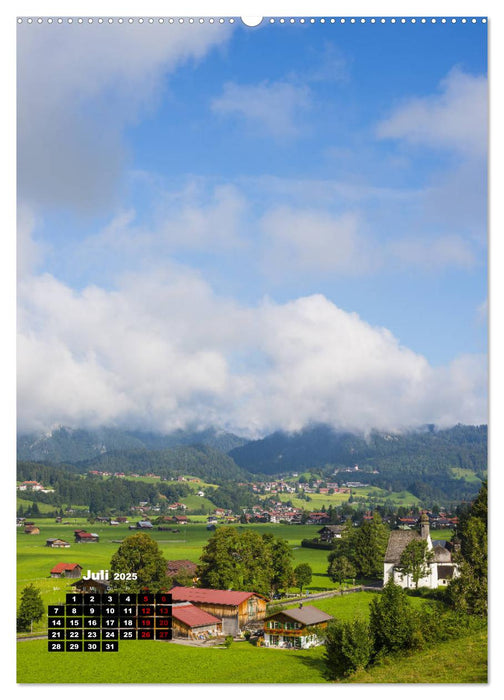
263, 605, 333, 649
50, 563, 83, 579
169, 586, 268, 635
384, 511, 459, 589
317, 525, 345, 542
172, 603, 222, 639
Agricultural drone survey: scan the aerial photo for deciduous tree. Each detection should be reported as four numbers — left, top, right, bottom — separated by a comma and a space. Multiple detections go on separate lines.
395, 539, 433, 588
17, 584, 44, 633
327, 554, 356, 587
293, 563, 312, 593
110, 532, 168, 592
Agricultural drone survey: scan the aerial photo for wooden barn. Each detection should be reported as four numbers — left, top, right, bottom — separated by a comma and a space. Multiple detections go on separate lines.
169, 586, 268, 635
50, 563, 82, 579
263, 605, 333, 649
74, 530, 99, 543
172, 603, 222, 639
46, 538, 70, 548
73, 577, 110, 594
24, 525, 40, 535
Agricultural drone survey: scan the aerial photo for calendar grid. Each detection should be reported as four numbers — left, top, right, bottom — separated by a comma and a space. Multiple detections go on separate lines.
47, 593, 172, 651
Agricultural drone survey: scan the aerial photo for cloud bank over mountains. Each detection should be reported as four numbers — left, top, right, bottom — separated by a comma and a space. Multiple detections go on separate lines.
18, 262, 486, 436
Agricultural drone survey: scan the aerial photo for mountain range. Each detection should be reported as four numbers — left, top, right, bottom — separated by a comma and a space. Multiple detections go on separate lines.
17, 423, 487, 502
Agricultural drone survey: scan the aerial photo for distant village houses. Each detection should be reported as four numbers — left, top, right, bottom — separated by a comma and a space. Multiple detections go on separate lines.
17, 480, 43, 491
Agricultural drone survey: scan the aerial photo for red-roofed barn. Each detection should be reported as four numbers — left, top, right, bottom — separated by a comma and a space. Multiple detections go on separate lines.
172, 603, 222, 639
50, 563, 83, 579
170, 586, 268, 635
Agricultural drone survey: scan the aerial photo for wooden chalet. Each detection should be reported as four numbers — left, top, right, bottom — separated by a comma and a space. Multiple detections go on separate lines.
50, 563, 83, 579
317, 525, 344, 542
263, 605, 333, 649
169, 586, 268, 635
172, 603, 222, 639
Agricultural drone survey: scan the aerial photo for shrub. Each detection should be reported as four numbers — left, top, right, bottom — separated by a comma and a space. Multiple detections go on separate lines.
323, 617, 373, 679
244, 631, 251, 641
224, 635, 233, 648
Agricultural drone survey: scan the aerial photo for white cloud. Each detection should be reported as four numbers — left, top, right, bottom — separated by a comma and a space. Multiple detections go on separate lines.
17, 21, 232, 213
17, 270, 487, 436
390, 234, 476, 270
211, 80, 311, 137
376, 69, 487, 158
260, 205, 375, 276
153, 182, 248, 251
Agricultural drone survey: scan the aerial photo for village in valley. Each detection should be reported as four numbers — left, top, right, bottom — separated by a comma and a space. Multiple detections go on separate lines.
16, 457, 486, 682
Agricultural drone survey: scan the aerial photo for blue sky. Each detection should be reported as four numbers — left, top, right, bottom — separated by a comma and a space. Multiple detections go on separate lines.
17, 16, 488, 436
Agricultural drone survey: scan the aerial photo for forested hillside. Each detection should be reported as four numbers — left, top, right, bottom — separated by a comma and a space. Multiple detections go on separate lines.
229, 424, 487, 500
17, 423, 487, 504
17, 426, 247, 463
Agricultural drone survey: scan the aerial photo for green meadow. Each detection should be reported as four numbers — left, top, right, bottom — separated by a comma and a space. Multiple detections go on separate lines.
17, 517, 457, 618
17, 620, 486, 684
17, 520, 343, 625
17, 638, 328, 683
349, 629, 487, 683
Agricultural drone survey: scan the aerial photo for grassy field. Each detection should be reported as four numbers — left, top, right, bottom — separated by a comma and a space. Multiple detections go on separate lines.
16, 519, 487, 685
277, 486, 421, 511
17, 517, 457, 600
449, 467, 484, 484
17, 497, 60, 514
17, 638, 328, 683
349, 629, 487, 683
17, 520, 341, 626
16, 624, 487, 684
